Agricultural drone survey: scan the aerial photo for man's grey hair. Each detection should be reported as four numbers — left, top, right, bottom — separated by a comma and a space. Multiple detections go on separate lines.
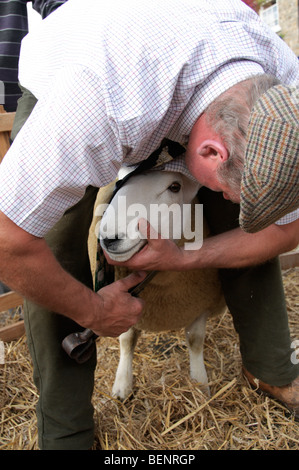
205, 74, 280, 197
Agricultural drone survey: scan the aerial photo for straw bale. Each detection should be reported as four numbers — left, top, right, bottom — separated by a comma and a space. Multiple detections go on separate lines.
0, 268, 298, 450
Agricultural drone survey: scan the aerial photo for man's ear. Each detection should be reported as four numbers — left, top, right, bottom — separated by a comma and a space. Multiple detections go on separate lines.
197, 139, 228, 162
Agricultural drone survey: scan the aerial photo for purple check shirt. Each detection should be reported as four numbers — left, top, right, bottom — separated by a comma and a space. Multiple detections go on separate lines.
0, 0, 298, 236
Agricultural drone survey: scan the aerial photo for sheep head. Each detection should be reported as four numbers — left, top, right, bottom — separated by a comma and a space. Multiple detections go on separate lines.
98, 169, 200, 262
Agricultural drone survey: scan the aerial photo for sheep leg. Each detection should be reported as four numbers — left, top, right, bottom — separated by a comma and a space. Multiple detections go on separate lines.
185, 313, 210, 396
112, 327, 140, 400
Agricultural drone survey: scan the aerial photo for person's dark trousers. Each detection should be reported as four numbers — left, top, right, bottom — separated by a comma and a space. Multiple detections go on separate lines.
11, 88, 98, 449
198, 187, 299, 387
10, 85, 40, 141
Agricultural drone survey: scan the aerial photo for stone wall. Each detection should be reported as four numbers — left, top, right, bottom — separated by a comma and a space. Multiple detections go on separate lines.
278, 0, 299, 57
259, 0, 298, 56
278, 0, 299, 56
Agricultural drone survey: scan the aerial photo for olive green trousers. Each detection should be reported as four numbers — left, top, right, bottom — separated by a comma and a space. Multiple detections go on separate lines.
198, 188, 298, 387
11, 89, 298, 450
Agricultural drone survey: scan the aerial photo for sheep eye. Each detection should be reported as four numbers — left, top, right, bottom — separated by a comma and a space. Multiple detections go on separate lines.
168, 182, 181, 193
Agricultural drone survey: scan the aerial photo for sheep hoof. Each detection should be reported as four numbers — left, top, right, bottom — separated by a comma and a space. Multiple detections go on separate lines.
112, 383, 133, 401
193, 382, 210, 398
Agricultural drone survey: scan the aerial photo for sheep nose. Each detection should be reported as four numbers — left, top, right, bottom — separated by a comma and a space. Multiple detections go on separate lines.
102, 235, 122, 252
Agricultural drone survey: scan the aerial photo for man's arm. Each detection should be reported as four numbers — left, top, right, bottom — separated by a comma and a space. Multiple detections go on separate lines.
0, 211, 146, 337
107, 217, 299, 271
185, 219, 299, 270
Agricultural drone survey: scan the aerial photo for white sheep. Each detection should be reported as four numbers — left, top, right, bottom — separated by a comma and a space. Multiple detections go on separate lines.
92, 166, 226, 400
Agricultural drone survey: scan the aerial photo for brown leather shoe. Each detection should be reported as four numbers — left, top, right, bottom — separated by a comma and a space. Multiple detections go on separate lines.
243, 367, 299, 421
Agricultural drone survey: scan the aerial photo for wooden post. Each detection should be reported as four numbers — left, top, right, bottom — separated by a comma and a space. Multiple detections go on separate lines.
0, 107, 24, 342
0, 105, 15, 162
0, 341, 4, 366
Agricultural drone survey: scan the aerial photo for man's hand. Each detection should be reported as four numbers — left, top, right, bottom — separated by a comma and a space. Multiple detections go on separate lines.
92, 271, 146, 336
105, 218, 186, 271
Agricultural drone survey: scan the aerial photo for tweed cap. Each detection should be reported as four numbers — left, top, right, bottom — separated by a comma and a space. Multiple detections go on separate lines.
239, 84, 299, 233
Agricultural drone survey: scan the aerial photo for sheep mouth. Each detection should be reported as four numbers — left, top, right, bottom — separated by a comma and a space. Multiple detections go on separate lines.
100, 238, 147, 262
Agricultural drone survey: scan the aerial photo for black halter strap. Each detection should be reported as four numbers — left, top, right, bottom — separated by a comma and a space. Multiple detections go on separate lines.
111, 138, 186, 199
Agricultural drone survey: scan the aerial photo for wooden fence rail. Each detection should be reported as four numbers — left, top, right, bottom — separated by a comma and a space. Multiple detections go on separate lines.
0, 105, 15, 162
0, 292, 24, 342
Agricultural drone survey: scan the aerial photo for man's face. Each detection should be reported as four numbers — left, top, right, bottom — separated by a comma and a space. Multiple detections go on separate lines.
185, 115, 240, 203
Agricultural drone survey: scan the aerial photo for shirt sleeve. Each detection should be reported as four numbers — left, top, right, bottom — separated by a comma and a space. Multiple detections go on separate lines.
0, 65, 123, 237
275, 209, 299, 225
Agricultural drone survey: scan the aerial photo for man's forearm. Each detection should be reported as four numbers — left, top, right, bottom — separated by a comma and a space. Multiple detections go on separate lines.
182, 221, 299, 270
0, 223, 99, 327
114, 218, 299, 272
0, 211, 146, 336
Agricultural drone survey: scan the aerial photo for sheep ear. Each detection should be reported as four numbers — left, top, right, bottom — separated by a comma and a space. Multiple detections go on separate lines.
118, 164, 139, 179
